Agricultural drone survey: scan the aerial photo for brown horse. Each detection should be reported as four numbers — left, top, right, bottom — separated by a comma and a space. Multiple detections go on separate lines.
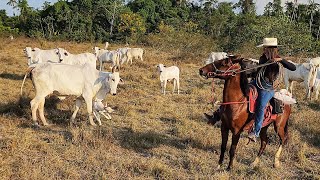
199, 56, 291, 170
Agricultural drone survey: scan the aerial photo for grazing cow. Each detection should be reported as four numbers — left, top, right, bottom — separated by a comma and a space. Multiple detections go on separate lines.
126, 48, 144, 64
205, 52, 228, 65
94, 47, 120, 71
283, 61, 318, 99
157, 64, 180, 95
29, 63, 123, 126
56, 48, 96, 68
24, 47, 60, 66
117, 47, 131, 65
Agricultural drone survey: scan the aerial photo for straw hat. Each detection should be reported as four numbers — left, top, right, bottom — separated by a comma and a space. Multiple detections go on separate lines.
257, 38, 281, 47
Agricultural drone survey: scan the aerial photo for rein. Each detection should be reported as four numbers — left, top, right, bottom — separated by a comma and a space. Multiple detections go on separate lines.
207, 60, 278, 78
214, 96, 248, 106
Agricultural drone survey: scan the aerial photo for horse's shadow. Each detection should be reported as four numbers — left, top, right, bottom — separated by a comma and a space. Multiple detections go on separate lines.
0, 73, 25, 80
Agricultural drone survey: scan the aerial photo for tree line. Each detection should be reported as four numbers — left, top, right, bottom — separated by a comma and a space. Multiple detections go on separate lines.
1, 0, 320, 56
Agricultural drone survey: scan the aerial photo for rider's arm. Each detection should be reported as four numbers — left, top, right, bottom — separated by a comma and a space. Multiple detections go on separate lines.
279, 59, 296, 71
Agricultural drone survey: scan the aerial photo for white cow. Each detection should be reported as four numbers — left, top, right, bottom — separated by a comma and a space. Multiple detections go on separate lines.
308, 57, 320, 66
105, 42, 109, 49
24, 47, 60, 66
29, 63, 123, 126
94, 47, 120, 71
205, 52, 228, 65
126, 48, 144, 64
56, 48, 96, 68
157, 64, 180, 95
312, 78, 320, 100
117, 47, 131, 65
283, 61, 318, 99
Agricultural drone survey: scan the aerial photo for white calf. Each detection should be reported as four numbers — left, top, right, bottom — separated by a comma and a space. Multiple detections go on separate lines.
94, 47, 120, 71
205, 52, 228, 65
157, 64, 180, 95
126, 48, 144, 64
24, 47, 60, 66
283, 61, 318, 99
30, 63, 123, 126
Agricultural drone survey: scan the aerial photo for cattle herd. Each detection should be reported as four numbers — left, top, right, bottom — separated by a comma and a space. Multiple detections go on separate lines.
21, 43, 181, 127
21, 44, 320, 127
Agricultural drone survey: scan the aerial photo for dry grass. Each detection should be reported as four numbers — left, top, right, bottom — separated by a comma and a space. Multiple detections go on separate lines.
0, 37, 319, 179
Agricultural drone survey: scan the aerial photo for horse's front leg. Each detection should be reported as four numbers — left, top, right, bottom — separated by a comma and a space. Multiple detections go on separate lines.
227, 133, 240, 170
218, 124, 229, 168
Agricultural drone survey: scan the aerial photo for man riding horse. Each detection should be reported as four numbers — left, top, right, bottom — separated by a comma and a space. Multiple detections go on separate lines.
205, 38, 296, 142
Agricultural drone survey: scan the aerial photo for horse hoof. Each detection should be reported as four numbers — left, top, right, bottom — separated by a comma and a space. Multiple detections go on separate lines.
251, 157, 260, 167
226, 166, 232, 171
216, 164, 221, 170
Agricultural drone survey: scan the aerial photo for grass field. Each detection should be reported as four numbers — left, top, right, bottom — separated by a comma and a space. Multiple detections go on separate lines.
0, 37, 319, 179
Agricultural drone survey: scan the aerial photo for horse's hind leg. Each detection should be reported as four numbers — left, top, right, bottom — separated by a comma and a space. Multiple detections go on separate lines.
218, 124, 229, 168
227, 134, 240, 170
273, 120, 287, 168
251, 125, 270, 167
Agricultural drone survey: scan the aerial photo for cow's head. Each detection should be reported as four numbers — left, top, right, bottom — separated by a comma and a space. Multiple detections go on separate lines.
199, 55, 243, 79
108, 67, 124, 96
56, 48, 68, 63
308, 63, 319, 90
93, 47, 101, 56
24, 47, 38, 65
157, 64, 166, 73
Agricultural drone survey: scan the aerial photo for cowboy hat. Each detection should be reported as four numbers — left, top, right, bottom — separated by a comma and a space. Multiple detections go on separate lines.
257, 38, 282, 47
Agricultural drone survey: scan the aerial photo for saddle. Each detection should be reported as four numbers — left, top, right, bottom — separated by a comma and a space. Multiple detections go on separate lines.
244, 85, 284, 132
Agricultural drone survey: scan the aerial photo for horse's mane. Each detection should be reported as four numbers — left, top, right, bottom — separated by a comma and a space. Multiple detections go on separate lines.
239, 62, 249, 96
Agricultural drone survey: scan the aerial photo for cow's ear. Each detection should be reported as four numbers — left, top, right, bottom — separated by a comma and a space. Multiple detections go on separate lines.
64, 52, 68, 56
119, 78, 124, 84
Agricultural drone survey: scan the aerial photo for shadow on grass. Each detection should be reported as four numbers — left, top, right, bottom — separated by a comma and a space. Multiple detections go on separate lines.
307, 102, 320, 111
0, 96, 32, 118
0, 96, 77, 126
291, 120, 320, 148
0, 73, 25, 80
115, 127, 219, 155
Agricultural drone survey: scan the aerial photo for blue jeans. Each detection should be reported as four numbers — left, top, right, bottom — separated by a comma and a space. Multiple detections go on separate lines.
253, 81, 274, 137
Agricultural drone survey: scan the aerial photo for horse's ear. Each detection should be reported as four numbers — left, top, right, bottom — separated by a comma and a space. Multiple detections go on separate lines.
233, 58, 244, 64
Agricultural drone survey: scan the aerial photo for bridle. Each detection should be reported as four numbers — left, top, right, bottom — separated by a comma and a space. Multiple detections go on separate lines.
206, 59, 241, 78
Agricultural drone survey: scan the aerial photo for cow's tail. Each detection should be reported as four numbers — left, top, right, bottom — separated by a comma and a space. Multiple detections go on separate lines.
20, 66, 36, 96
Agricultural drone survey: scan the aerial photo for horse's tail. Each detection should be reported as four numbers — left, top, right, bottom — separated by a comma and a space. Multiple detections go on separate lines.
20, 66, 36, 96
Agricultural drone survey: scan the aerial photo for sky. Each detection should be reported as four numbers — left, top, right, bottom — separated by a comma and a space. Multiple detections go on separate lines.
0, 0, 317, 16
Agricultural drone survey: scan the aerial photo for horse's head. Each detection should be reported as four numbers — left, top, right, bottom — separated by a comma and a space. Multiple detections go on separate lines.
199, 55, 243, 79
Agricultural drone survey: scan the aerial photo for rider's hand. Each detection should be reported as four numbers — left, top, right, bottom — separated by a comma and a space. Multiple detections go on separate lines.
273, 57, 282, 62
